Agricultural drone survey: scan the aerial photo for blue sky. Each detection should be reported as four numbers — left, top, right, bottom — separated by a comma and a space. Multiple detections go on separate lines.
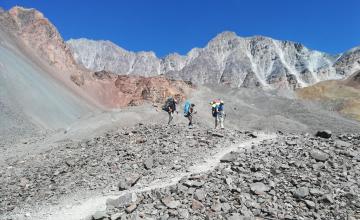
2, 0, 360, 57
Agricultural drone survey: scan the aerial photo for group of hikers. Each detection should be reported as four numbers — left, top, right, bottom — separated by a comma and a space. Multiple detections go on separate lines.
162, 97, 225, 129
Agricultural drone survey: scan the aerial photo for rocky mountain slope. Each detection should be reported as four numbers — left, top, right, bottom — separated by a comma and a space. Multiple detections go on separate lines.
297, 70, 360, 121
0, 8, 96, 132
0, 6, 192, 134
68, 32, 359, 89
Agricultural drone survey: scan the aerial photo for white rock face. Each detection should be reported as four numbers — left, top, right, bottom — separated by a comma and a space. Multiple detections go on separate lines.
67, 38, 161, 76
67, 31, 359, 89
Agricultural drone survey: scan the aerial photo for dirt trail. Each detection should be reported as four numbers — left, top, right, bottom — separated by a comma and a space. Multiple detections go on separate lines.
30, 133, 275, 220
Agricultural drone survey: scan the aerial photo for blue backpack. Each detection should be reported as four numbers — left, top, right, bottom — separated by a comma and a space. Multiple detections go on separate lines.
218, 103, 224, 111
184, 100, 191, 116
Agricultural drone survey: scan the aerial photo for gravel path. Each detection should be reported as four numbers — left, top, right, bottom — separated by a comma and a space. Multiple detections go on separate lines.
95, 132, 360, 220
0, 123, 257, 219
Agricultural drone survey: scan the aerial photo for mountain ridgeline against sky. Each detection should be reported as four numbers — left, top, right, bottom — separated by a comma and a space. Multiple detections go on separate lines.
68, 33, 360, 89
0, 6, 192, 130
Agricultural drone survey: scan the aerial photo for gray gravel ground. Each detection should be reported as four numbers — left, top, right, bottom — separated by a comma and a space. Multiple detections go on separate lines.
100, 132, 360, 220
0, 123, 250, 218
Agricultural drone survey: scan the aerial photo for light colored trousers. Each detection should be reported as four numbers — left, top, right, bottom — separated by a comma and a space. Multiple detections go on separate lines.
168, 111, 174, 124
215, 111, 225, 128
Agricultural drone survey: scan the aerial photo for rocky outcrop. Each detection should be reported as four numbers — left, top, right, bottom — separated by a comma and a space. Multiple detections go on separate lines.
345, 70, 360, 89
83, 71, 194, 107
334, 46, 360, 76
7, 7, 84, 79
67, 38, 162, 76
0, 7, 192, 110
67, 32, 358, 89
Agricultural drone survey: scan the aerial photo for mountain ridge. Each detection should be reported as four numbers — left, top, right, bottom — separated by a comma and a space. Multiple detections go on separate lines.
68, 31, 358, 89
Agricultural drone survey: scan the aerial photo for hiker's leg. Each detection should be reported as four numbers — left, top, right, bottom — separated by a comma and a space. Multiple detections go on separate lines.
215, 116, 218, 128
168, 112, 173, 124
188, 115, 193, 126
220, 115, 224, 129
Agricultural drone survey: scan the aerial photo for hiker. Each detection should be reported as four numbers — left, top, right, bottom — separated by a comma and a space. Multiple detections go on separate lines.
184, 100, 196, 127
162, 97, 178, 125
211, 101, 218, 128
217, 101, 225, 129
211, 99, 225, 129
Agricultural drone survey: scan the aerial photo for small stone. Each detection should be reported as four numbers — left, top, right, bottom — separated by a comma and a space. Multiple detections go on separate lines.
211, 200, 222, 212
178, 209, 189, 219
227, 213, 251, 220
247, 132, 258, 138
335, 140, 351, 148
320, 194, 334, 204
126, 203, 137, 213
128, 175, 141, 187
110, 213, 122, 220
220, 152, 238, 163
222, 203, 231, 213
293, 187, 309, 199
106, 193, 137, 208
315, 130, 332, 139
118, 180, 129, 191
194, 189, 206, 201
310, 150, 329, 162
144, 157, 154, 170
250, 182, 270, 195
286, 140, 297, 146
304, 200, 316, 209
183, 180, 204, 188
309, 188, 325, 196
92, 211, 108, 220
172, 165, 182, 170
212, 132, 224, 137
161, 197, 181, 209
191, 199, 204, 210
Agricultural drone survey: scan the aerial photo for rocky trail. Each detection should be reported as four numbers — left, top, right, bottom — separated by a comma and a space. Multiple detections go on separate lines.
87, 132, 360, 220
0, 123, 265, 220
1, 122, 359, 220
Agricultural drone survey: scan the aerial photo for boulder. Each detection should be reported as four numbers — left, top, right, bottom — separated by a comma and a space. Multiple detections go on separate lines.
250, 182, 270, 195
293, 187, 309, 199
315, 130, 332, 139
92, 211, 108, 220
220, 152, 238, 163
161, 197, 181, 209
310, 150, 329, 162
144, 157, 154, 170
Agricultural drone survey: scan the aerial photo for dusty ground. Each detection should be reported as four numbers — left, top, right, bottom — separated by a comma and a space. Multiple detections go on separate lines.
0, 121, 258, 219
1, 86, 360, 220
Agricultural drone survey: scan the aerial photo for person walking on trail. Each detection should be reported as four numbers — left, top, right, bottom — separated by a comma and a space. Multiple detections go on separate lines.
162, 97, 178, 125
211, 99, 225, 129
211, 100, 218, 128
216, 101, 225, 129
184, 100, 196, 127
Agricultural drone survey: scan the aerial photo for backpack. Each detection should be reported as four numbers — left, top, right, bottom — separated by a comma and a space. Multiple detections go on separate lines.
162, 97, 174, 112
218, 103, 224, 111
183, 100, 191, 116
211, 104, 218, 117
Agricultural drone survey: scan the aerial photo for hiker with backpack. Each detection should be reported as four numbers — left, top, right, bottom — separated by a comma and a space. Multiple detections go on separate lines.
184, 100, 196, 127
211, 99, 225, 129
162, 97, 178, 125
217, 100, 225, 129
